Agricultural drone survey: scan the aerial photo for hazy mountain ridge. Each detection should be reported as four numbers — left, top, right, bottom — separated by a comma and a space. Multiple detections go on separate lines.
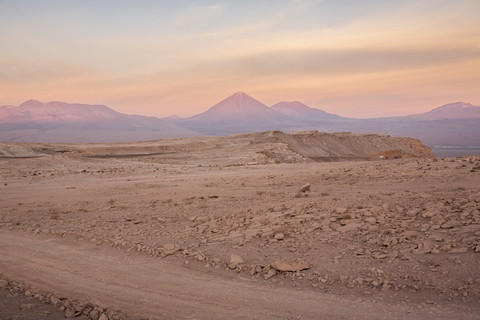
0, 99, 196, 143
406, 102, 480, 120
1, 93, 479, 152
271, 101, 343, 121
0, 99, 121, 123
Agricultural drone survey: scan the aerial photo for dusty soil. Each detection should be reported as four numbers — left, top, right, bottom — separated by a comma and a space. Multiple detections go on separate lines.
0, 282, 65, 320
0, 132, 479, 319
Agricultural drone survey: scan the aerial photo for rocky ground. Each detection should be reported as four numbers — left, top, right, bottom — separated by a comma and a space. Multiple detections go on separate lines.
0, 132, 479, 319
0, 279, 65, 320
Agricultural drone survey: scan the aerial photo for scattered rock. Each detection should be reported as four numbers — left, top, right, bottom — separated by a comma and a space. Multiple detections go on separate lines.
406, 209, 418, 217
0, 279, 8, 288
64, 308, 76, 318
195, 251, 206, 261
271, 258, 310, 272
298, 184, 311, 193
449, 247, 468, 254
264, 269, 277, 280
274, 233, 285, 240
89, 309, 100, 320
163, 243, 176, 250
372, 253, 388, 259
228, 254, 244, 269
371, 279, 382, 288
162, 243, 180, 257
422, 210, 436, 218
429, 234, 444, 242
99, 314, 109, 320
34, 293, 44, 302
382, 280, 392, 291
441, 221, 458, 229
337, 223, 361, 233
50, 296, 61, 307
365, 217, 377, 225
423, 240, 434, 253
440, 243, 452, 252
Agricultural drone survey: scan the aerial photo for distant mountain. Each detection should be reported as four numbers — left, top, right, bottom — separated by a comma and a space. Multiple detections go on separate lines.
271, 101, 343, 121
332, 101, 480, 149
188, 92, 283, 123
1, 95, 479, 155
0, 99, 121, 123
407, 102, 480, 120
180, 92, 292, 135
0, 100, 195, 143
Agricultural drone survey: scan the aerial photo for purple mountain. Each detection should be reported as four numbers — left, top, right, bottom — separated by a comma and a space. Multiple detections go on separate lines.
407, 102, 480, 120
0, 100, 195, 142
181, 92, 291, 134
0, 100, 121, 123
1, 94, 479, 152
271, 101, 343, 121
187, 92, 285, 123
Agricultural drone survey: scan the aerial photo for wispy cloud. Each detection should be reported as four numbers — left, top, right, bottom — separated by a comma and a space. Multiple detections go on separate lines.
170, 3, 226, 27
231, 47, 480, 77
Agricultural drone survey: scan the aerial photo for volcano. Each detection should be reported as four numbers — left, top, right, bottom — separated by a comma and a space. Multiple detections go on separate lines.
181, 92, 290, 135
187, 92, 284, 123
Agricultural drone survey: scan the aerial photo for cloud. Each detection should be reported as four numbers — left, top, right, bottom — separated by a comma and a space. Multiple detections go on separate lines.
187, 45, 480, 79
170, 3, 225, 27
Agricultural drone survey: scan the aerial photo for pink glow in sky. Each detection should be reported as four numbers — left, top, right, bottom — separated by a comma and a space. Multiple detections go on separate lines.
1, 1, 479, 118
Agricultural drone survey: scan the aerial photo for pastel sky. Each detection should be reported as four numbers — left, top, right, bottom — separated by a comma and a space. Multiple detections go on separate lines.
1, 0, 479, 118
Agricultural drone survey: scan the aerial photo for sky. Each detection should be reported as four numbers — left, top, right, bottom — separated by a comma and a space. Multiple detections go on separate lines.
1, 0, 479, 118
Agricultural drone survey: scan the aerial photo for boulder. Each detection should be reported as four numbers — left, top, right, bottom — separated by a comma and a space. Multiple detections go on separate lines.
271, 258, 310, 272
228, 254, 244, 269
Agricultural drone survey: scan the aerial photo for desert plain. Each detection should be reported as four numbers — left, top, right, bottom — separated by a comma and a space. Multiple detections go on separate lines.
0, 131, 479, 320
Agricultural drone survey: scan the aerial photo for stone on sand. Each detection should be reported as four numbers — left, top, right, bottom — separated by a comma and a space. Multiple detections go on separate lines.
271, 258, 310, 272
264, 269, 277, 280
98, 314, 109, 320
229, 254, 244, 269
274, 233, 285, 240
299, 184, 311, 193
162, 243, 180, 257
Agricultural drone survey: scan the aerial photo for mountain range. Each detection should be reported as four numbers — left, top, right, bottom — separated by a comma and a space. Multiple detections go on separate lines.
1, 92, 479, 156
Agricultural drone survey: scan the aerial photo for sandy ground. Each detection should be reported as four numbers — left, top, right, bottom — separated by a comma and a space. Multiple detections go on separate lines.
0, 134, 479, 319
0, 231, 476, 320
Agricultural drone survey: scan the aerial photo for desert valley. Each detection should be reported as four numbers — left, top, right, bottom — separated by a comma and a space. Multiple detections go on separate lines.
1, 129, 479, 319
2, 1, 480, 318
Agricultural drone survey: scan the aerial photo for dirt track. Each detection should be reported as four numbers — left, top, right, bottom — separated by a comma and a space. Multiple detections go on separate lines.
1, 231, 476, 320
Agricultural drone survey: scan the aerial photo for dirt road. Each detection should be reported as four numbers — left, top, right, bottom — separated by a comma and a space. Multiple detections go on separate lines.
0, 231, 476, 320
